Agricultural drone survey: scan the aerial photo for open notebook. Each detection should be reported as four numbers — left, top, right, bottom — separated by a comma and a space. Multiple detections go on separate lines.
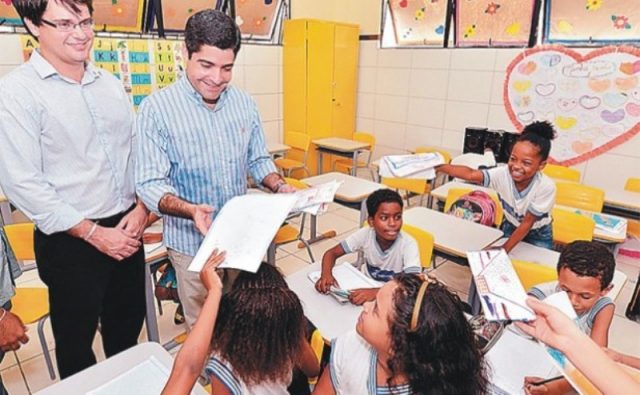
308, 263, 383, 303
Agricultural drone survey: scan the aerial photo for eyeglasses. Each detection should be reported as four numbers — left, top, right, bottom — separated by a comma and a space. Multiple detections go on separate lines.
40, 18, 94, 32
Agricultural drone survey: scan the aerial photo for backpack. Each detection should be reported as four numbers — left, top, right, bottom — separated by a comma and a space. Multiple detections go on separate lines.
447, 190, 497, 226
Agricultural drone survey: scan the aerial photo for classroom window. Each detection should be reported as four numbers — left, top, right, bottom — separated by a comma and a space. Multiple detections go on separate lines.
93, 0, 146, 33
0, 0, 22, 26
543, 0, 640, 44
233, 0, 288, 44
148, 0, 216, 32
380, 0, 451, 48
454, 0, 540, 47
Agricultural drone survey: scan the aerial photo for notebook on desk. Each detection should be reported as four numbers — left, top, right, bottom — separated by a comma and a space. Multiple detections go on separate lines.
308, 263, 383, 304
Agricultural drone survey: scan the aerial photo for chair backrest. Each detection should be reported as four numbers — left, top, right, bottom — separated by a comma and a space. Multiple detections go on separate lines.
625, 177, 640, 192
511, 259, 558, 291
353, 132, 376, 164
552, 207, 595, 245
556, 182, 605, 212
444, 188, 504, 227
414, 146, 452, 164
381, 177, 428, 196
543, 164, 581, 183
4, 222, 35, 261
401, 223, 434, 269
284, 177, 309, 190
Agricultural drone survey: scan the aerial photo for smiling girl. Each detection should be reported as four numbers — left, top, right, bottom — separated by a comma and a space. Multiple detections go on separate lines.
437, 121, 557, 251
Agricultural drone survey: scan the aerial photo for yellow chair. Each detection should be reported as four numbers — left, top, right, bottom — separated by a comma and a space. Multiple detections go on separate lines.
275, 131, 311, 178
268, 178, 314, 264
333, 132, 376, 180
308, 329, 325, 385
401, 223, 435, 270
3, 223, 56, 380
543, 164, 581, 183
556, 182, 605, 212
511, 259, 558, 291
625, 178, 640, 237
443, 188, 504, 227
381, 177, 430, 207
551, 207, 595, 246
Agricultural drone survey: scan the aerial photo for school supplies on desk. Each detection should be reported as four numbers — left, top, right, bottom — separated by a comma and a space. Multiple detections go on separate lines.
308, 263, 383, 304
379, 152, 444, 179
573, 209, 626, 233
467, 249, 535, 322
188, 193, 298, 273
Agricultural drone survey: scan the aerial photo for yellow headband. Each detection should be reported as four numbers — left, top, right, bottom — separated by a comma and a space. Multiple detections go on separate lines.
410, 276, 434, 331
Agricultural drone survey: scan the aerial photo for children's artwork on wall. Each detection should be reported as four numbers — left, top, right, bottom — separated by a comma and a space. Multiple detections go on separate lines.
503, 45, 640, 166
235, 0, 283, 40
545, 0, 640, 44
455, 0, 538, 47
0, 0, 22, 26
93, 0, 146, 32
154, 0, 215, 31
386, 0, 449, 46
20, 35, 185, 108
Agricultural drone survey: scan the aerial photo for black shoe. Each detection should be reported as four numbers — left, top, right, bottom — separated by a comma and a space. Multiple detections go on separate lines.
174, 304, 185, 325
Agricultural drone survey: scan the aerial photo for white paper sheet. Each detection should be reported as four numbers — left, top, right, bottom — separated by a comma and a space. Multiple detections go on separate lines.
308, 262, 383, 292
87, 356, 180, 395
378, 152, 443, 179
188, 193, 297, 273
291, 180, 341, 215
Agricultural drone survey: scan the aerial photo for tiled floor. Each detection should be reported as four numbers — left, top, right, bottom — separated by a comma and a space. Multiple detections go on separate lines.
2, 200, 640, 394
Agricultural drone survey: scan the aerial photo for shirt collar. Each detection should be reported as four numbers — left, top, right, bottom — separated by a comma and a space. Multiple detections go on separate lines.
180, 73, 229, 110
29, 49, 100, 84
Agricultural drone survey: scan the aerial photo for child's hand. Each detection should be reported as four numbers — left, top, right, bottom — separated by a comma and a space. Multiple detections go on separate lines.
199, 249, 226, 294
315, 273, 337, 294
523, 377, 550, 395
348, 288, 378, 305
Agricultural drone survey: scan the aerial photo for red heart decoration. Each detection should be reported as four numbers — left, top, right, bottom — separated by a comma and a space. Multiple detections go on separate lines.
504, 45, 640, 166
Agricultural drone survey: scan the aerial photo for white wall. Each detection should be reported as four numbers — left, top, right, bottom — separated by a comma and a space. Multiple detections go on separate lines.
356, 41, 640, 191
0, 34, 284, 144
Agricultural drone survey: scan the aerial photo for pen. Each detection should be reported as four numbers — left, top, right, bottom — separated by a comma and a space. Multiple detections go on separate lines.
529, 376, 563, 386
330, 287, 350, 298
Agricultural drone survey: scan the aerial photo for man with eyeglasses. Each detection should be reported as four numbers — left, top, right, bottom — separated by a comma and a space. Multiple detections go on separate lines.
0, 0, 148, 382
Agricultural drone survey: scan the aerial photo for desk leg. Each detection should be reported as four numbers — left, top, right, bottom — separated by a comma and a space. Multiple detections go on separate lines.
351, 152, 358, 177
299, 214, 336, 247
317, 148, 324, 175
144, 261, 160, 343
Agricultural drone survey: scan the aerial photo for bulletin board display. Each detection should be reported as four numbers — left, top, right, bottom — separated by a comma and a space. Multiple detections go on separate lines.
150, 0, 216, 31
455, 0, 538, 47
235, 0, 283, 40
93, 0, 146, 32
0, 0, 22, 26
20, 36, 185, 108
544, 0, 640, 44
503, 45, 640, 166
386, 0, 448, 46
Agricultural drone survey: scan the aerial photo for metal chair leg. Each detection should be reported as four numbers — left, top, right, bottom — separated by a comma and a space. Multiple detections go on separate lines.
38, 315, 56, 380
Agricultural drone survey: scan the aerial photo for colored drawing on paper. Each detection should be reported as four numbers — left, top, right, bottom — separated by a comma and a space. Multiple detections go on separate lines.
0, 0, 22, 26
387, 0, 448, 46
504, 45, 640, 166
456, 0, 537, 47
546, 0, 640, 44
235, 0, 283, 39
93, 0, 145, 32
159, 0, 214, 31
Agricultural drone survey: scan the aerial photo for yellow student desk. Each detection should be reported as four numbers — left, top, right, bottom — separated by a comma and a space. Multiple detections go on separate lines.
312, 137, 371, 176
36, 342, 208, 395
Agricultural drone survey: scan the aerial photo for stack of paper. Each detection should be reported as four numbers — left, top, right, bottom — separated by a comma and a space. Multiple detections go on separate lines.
291, 180, 341, 216
188, 193, 298, 273
308, 262, 383, 303
467, 249, 535, 322
378, 152, 444, 179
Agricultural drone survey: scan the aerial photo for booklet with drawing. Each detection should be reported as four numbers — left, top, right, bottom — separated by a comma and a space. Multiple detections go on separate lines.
467, 249, 535, 322
307, 262, 383, 304
187, 193, 298, 273
291, 180, 341, 216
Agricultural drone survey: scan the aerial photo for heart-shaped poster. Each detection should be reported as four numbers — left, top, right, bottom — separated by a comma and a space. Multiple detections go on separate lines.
504, 45, 640, 166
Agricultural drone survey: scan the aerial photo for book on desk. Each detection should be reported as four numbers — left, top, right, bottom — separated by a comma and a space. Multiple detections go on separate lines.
307, 263, 382, 304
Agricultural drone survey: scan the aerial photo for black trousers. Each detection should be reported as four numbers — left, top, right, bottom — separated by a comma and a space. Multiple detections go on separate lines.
35, 210, 146, 379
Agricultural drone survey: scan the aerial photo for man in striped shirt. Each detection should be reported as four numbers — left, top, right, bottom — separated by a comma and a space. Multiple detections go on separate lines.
136, 10, 290, 328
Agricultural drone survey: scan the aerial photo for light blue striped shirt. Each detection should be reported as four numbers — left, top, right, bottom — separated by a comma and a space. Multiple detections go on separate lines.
135, 76, 276, 256
0, 50, 136, 234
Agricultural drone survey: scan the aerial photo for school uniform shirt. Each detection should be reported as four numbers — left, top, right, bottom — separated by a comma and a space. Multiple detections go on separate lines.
529, 281, 613, 335
135, 76, 276, 256
330, 330, 412, 395
205, 353, 291, 395
340, 227, 421, 282
481, 166, 556, 230
0, 50, 136, 234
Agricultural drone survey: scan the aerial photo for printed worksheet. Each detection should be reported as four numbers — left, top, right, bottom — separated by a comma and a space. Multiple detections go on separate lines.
292, 180, 341, 215
467, 249, 535, 322
379, 152, 443, 178
188, 193, 297, 273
